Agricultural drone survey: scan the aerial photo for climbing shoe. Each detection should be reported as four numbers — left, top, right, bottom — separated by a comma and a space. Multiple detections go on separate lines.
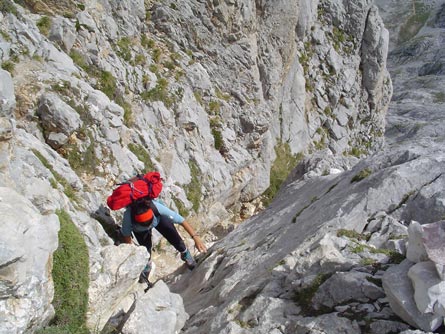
180, 249, 196, 270
138, 263, 152, 284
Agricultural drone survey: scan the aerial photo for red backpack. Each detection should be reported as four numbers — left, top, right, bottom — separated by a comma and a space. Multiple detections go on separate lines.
107, 172, 163, 210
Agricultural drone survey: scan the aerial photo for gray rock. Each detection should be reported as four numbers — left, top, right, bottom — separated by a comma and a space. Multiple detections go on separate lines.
408, 261, 445, 316
0, 187, 59, 333
122, 280, 188, 334
422, 221, 445, 265
406, 222, 429, 263
293, 312, 361, 334
312, 271, 385, 310
37, 93, 82, 148
382, 260, 443, 332
369, 319, 410, 334
0, 69, 15, 117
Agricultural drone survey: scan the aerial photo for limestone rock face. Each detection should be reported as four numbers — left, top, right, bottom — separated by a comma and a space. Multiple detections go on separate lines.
0, 0, 418, 332
0, 188, 59, 333
122, 281, 188, 334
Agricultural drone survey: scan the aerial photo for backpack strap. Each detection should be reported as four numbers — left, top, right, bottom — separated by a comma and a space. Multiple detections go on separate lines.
148, 200, 160, 218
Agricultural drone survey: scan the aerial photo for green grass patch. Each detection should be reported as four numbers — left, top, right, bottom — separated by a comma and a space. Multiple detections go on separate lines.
128, 143, 155, 171
37, 16, 52, 36
185, 160, 202, 212
398, 1, 430, 44
262, 142, 304, 207
69, 50, 89, 71
351, 168, 372, 183
38, 209, 89, 334
337, 229, 370, 241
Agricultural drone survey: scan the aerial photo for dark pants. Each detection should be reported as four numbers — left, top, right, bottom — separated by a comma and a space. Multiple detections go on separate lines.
133, 219, 186, 256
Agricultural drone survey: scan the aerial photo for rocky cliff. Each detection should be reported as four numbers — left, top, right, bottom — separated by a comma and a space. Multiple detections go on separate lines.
167, 1, 445, 333
0, 0, 395, 333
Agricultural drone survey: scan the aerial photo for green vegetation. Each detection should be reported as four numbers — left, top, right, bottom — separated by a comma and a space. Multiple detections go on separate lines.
63, 130, 101, 177
116, 37, 132, 62
347, 146, 367, 158
194, 90, 203, 105
337, 229, 370, 241
69, 50, 88, 71
262, 142, 304, 207
0, 29, 11, 41
294, 273, 331, 315
141, 35, 155, 49
37, 16, 52, 36
398, 1, 431, 44
97, 70, 117, 99
1, 60, 15, 73
0, 0, 17, 15
142, 77, 176, 108
208, 100, 220, 115
215, 88, 231, 102
152, 48, 161, 63
185, 160, 202, 212
38, 210, 89, 334
32, 149, 79, 202
433, 91, 445, 103
211, 128, 223, 151
173, 197, 189, 218
351, 168, 372, 183
128, 143, 155, 171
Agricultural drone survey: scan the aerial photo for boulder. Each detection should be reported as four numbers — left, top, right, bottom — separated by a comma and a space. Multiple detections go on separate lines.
382, 260, 443, 332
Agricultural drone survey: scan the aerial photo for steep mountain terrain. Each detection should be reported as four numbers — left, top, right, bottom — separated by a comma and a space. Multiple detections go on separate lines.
4, 0, 442, 333
165, 1, 445, 334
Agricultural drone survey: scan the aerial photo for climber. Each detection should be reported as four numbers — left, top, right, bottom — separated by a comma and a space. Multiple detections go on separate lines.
119, 197, 207, 288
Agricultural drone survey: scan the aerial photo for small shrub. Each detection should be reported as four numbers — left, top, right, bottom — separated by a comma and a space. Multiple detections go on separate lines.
211, 128, 223, 151
208, 100, 220, 115
1, 60, 14, 73
37, 16, 52, 36
97, 70, 117, 99
134, 54, 146, 66
184, 160, 202, 212
152, 48, 161, 63
142, 36, 155, 49
351, 168, 372, 183
141, 78, 175, 108
116, 37, 132, 62
262, 142, 304, 207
